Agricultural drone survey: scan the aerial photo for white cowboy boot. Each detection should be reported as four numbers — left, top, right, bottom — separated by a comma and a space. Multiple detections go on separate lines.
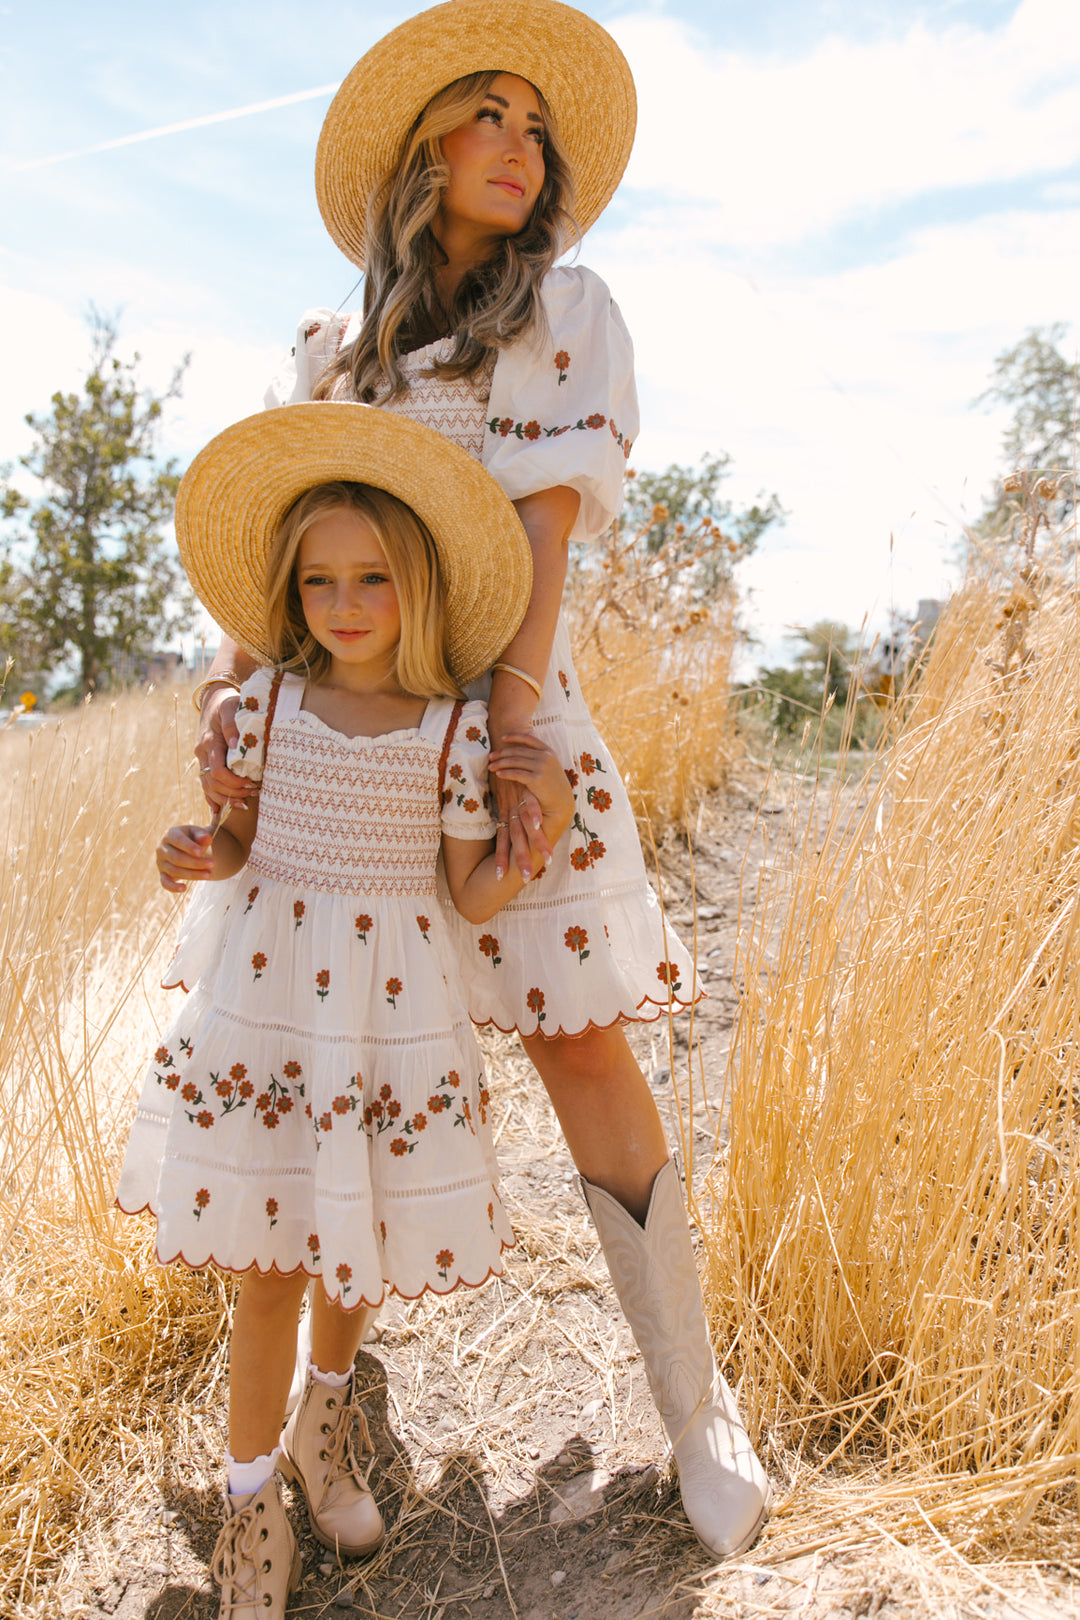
211, 1475, 302, 1619
580, 1157, 772, 1558
279, 1369, 384, 1558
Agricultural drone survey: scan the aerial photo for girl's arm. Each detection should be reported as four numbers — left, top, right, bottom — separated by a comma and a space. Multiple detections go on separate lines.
156, 799, 259, 894
442, 732, 574, 924
488, 485, 580, 881
193, 637, 259, 810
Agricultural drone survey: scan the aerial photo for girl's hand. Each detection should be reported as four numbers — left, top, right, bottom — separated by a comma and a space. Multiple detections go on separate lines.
490, 732, 575, 857
194, 687, 250, 811
157, 824, 215, 892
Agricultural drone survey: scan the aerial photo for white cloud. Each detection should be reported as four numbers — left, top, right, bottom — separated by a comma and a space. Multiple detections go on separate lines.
612, 0, 1080, 245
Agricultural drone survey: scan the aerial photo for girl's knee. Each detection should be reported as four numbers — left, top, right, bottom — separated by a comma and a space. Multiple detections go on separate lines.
525, 1023, 632, 1087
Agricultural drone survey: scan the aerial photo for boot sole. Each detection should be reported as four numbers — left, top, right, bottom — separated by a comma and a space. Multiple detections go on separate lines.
691, 1481, 773, 1562
278, 1455, 385, 1559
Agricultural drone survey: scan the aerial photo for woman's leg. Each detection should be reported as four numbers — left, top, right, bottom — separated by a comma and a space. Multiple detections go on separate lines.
521, 1023, 668, 1222
229, 1268, 310, 1461
522, 1023, 771, 1559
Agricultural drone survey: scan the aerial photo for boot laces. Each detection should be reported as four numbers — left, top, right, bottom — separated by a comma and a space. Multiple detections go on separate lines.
211, 1499, 269, 1613
323, 1393, 376, 1490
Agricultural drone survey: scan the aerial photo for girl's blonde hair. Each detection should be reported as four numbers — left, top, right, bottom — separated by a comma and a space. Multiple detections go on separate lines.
264, 482, 463, 699
313, 71, 577, 405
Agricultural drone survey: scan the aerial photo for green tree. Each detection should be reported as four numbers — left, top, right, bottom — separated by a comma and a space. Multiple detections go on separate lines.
0, 315, 190, 697
621, 452, 784, 596
976, 324, 1076, 538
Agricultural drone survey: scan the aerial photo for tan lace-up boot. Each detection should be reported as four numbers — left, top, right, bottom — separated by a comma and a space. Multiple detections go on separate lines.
279, 1370, 384, 1557
580, 1157, 772, 1558
211, 1474, 302, 1619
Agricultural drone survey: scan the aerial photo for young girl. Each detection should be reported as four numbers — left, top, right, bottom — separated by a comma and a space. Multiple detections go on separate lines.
194, 0, 772, 1559
118, 401, 574, 1618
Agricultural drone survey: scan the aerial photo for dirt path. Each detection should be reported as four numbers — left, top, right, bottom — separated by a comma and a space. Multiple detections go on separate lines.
65, 778, 1076, 1620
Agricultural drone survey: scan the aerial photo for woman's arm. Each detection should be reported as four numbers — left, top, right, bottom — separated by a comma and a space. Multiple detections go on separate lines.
442, 732, 574, 922
488, 485, 580, 880
156, 799, 259, 893
193, 637, 259, 809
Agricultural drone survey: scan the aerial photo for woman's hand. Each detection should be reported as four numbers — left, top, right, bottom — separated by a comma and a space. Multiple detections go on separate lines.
157, 824, 214, 892
490, 732, 574, 850
194, 686, 251, 811
486, 686, 550, 881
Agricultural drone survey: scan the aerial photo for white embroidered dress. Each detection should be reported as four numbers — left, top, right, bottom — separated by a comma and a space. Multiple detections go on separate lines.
117, 672, 513, 1307
266, 265, 700, 1038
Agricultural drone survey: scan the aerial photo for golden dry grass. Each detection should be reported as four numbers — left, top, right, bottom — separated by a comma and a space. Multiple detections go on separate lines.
703, 540, 1080, 1556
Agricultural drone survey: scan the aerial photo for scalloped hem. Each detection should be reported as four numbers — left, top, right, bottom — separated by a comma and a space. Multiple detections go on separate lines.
114, 1198, 514, 1310
472, 987, 705, 1042
160, 975, 192, 993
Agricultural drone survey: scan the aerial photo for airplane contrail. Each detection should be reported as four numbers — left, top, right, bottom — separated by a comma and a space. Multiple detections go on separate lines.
7, 84, 341, 173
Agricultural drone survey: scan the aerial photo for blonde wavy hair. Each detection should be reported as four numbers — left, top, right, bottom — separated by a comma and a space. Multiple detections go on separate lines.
313, 71, 578, 405
264, 482, 463, 699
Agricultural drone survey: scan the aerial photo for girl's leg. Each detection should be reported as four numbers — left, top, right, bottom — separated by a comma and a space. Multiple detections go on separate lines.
522, 1024, 771, 1559
229, 1268, 310, 1461
280, 1287, 385, 1557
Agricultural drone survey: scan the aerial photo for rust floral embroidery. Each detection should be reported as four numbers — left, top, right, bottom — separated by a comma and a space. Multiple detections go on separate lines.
252, 951, 267, 980
436, 1248, 454, 1279
244, 885, 260, 913
336, 1262, 352, 1298
554, 349, 570, 384
416, 914, 431, 943
307, 1233, 321, 1264
355, 913, 373, 944
478, 933, 501, 967
193, 1188, 210, 1221
242, 695, 260, 712
486, 412, 632, 458
564, 925, 590, 963
266, 1197, 278, 1229
386, 976, 402, 1008
294, 899, 305, 930
657, 960, 683, 996
559, 670, 570, 701
236, 730, 259, 759
315, 968, 330, 1001
526, 987, 546, 1025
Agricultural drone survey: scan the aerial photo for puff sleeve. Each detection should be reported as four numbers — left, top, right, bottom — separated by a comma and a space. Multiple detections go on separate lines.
225, 668, 278, 784
482, 266, 639, 545
440, 701, 497, 841
263, 308, 359, 408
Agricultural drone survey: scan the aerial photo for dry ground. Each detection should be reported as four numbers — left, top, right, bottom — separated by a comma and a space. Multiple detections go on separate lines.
46, 774, 1080, 1620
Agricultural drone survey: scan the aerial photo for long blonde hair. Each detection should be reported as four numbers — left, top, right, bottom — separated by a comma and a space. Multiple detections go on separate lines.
313, 72, 577, 404
265, 482, 463, 699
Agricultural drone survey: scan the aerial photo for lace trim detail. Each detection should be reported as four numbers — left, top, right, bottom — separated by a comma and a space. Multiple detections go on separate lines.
201, 1004, 474, 1046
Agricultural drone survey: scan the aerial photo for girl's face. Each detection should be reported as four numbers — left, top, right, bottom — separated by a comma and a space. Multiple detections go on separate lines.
296, 508, 401, 686
435, 73, 546, 251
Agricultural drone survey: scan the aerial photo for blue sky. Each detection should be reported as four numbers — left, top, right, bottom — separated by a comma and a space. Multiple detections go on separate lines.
2, 0, 1078, 667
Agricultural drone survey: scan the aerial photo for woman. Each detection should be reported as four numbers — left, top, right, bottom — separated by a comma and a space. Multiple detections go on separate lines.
195, 0, 771, 1559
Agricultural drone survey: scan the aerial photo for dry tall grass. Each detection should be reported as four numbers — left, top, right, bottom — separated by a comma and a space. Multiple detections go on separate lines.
705, 510, 1080, 1549
0, 688, 232, 1608
566, 504, 742, 832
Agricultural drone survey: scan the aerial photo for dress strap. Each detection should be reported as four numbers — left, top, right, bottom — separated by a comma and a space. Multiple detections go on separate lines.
264, 671, 284, 755
437, 699, 465, 799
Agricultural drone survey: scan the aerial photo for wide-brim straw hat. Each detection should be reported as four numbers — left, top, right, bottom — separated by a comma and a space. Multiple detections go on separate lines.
316, 0, 636, 267
176, 402, 532, 687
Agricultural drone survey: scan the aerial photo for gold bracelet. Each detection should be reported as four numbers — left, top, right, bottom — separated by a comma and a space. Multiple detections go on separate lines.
191, 674, 242, 714
492, 662, 543, 702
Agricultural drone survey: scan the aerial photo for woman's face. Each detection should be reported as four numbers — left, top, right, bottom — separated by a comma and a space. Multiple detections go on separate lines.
435, 73, 546, 253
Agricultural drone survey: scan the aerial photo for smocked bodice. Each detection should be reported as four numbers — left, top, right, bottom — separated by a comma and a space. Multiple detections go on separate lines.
375, 339, 495, 462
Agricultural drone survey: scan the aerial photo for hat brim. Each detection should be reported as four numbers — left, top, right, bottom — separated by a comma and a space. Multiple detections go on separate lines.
176, 403, 532, 688
316, 0, 636, 267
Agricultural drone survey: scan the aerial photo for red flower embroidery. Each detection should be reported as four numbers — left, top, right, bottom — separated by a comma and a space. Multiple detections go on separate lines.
463, 797, 478, 813
242, 695, 259, 712
589, 839, 606, 862
238, 1080, 253, 1098
565, 767, 579, 788
197, 1110, 214, 1129
523, 420, 541, 440
263, 1110, 279, 1129
283, 1060, 302, 1080
498, 416, 515, 436
589, 788, 612, 813
242, 732, 257, 749
465, 726, 483, 742
526, 987, 546, 1025
276, 1094, 293, 1115
245, 885, 259, 911
230, 1063, 247, 1082
436, 1247, 454, 1276
256, 1092, 271, 1112
579, 753, 597, 775
478, 934, 501, 967
214, 1078, 232, 1098
570, 848, 590, 872
564, 925, 590, 963
193, 1188, 210, 1220
585, 412, 606, 430
554, 349, 570, 384
165, 1073, 180, 1090
154, 1046, 170, 1065
429, 1094, 450, 1112
318, 1111, 333, 1133
182, 1082, 198, 1103
355, 914, 373, 943
412, 1112, 427, 1132
315, 968, 330, 996
416, 915, 431, 942
390, 1138, 409, 1156
336, 1263, 352, 1290
657, 960, 683, 995
449, 763, 464, 782
386, 976, 402, 1007
387, 1099, 401, 1119
333, 1095, 351, 1114
293, 900, 305, 929
380, 1084, 392, 1101
307, 1233, 320, 1259
266, 1197, 278, 1226
252, 951, 267, 979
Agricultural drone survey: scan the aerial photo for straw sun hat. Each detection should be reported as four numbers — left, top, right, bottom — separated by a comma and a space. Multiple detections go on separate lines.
316, 0, 636, 266
175, 403, 533, 687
